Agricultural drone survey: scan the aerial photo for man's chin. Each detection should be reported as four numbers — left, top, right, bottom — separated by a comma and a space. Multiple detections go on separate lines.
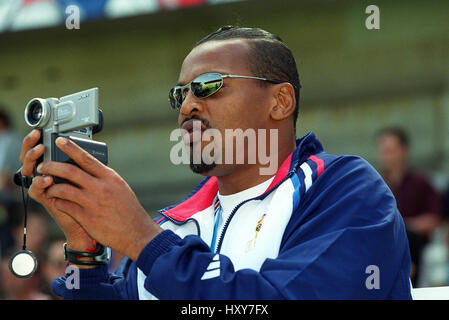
189, 162, 217, 175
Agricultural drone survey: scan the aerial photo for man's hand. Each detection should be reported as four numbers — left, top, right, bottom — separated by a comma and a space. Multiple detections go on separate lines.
20, 130, 95, 252
36, 136, 162, 261
405, 213, 441, 238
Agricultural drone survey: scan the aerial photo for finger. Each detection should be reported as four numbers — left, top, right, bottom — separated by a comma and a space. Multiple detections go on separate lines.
45, 183, 87, 207
21, 144, 44, 177
28, 175, 53, 201
36, 161, 95, 190
20, 130, 41, 164
55, 137, 107, 178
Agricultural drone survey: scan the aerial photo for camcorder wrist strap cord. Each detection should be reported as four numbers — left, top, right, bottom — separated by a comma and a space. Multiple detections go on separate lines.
8, 173, 38, 279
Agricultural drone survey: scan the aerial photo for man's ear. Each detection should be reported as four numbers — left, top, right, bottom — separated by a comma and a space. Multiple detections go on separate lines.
270, 83, 295, 121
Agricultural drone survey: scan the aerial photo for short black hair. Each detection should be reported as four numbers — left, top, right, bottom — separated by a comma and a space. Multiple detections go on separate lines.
377, 126, 409, 148
195, 26, 301, 128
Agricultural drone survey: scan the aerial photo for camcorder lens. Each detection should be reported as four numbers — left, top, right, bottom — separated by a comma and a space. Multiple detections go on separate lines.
27, 101, 43, 125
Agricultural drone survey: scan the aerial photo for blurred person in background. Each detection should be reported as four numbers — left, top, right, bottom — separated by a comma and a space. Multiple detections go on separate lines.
0, 108, 22, 265
0, 108, 22, 196
0, 204, 52, 299
377, 126, 443, 286
0, 201, 21, 261
41, 239, 67, 300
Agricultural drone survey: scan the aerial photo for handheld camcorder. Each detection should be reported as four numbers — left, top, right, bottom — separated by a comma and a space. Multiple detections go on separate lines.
14, 87, 108, 187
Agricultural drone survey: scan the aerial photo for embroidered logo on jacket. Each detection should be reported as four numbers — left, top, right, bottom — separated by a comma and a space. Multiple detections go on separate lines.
245, 213, 266, 253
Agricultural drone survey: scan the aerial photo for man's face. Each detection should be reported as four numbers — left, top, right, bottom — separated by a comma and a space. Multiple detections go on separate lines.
176, 39, 274, 176
377, 134, 407, 171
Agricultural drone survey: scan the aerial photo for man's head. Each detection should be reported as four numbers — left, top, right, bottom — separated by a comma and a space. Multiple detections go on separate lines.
194, 26, 301, 125
377, 127, 409, 171
175, 26, 300, 176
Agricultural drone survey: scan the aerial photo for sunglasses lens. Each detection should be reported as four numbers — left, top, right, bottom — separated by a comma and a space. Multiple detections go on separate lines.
168, 88, 178, 110
191, 73, 223, 99
168, 73, 223, 110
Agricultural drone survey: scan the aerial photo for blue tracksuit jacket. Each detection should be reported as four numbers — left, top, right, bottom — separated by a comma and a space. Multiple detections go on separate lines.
52, 132, 412, 299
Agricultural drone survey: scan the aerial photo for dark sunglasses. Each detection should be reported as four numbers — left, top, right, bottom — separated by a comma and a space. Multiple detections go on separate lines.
168, 72, 283, 110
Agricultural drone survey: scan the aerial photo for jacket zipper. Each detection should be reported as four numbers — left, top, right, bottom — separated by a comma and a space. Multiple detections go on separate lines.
215, 171, 296, 254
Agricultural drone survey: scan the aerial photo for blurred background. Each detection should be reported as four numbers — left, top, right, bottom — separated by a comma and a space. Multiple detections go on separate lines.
0, 0, 448, 299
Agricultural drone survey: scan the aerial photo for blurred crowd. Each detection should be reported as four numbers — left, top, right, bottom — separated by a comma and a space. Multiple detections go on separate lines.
0, 107, 448, 299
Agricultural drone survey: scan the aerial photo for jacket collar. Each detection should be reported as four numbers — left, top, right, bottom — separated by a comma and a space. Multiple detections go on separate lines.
161, 132, 323, 222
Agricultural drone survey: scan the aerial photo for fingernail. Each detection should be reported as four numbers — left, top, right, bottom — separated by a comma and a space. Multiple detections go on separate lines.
56, 137, 68, 146
37, 163, 43, 173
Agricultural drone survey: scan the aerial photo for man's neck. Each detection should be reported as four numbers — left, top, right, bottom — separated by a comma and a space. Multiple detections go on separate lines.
216, 139, 296, 195
385, 163, 408, 187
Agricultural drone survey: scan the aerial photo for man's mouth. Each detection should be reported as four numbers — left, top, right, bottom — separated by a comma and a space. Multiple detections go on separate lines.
181, 119, 207, 144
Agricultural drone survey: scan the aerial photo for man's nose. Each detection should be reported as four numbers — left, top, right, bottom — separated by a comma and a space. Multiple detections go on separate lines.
179, 90, 205, 117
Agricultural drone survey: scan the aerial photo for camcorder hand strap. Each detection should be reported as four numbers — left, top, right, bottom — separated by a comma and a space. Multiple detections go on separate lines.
13, 167, 33, 188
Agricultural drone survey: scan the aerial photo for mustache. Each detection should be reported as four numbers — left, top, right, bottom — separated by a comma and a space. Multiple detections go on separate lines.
181, 115, 212, 129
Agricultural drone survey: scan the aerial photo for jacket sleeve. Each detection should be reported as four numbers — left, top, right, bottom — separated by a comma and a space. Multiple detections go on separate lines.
51, 256, 138, 300
136, 156, 412, 299
51, 214, 169, 300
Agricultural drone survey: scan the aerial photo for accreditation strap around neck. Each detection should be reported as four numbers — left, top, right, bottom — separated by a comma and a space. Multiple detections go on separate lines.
210, 201, 222, 252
